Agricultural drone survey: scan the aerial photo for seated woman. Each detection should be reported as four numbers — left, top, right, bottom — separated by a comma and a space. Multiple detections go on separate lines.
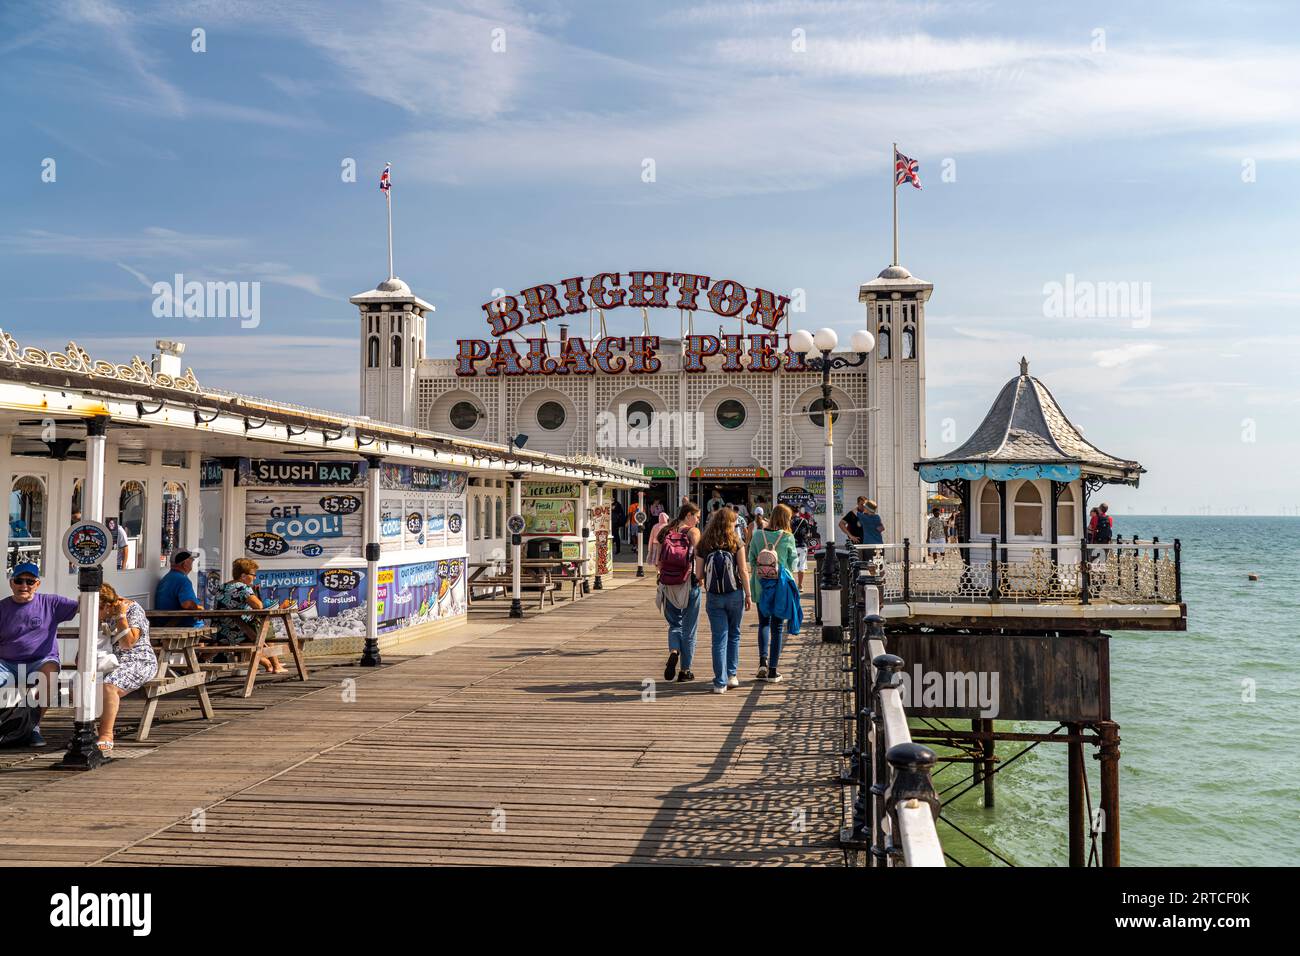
95, 582, 158, 753
214, 558, 290, 674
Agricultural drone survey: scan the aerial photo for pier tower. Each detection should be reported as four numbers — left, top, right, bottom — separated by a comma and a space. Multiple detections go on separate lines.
351, 277, 434, 426
860, 264, 931, 548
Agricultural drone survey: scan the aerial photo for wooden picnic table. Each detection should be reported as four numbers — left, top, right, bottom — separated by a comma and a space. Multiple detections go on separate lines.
146, 607, 308, 699
59, 624, 217, 740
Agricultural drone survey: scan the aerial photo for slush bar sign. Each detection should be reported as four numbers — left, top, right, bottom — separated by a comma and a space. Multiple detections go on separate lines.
245, 459, 366, 487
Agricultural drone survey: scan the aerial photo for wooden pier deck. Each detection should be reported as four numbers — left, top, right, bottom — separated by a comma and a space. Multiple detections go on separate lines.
0, 577, 846, 866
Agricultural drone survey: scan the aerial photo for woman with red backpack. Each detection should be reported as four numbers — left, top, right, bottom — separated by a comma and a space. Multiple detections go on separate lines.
654, 503, 702, 683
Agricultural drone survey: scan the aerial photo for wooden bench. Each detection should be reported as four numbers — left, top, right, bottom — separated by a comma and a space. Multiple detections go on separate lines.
149, 608, 308, 699
57, 625, 217, 741
468, 575, 557, 609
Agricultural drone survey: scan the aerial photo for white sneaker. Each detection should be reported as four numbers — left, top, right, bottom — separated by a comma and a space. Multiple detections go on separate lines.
712, 684, 727, 694
728, 676, 740, 688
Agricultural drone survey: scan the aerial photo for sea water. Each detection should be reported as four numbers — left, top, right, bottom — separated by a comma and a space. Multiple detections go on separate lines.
934, 516, 1300, 867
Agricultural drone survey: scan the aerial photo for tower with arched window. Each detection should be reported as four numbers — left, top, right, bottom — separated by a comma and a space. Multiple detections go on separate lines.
860, 263, 932, 548
351, 276, 434, 426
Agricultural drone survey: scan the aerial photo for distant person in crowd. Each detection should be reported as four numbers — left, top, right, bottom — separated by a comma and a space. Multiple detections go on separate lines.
642, 501, 661, 552
790, 506, 817, 590
106, 517, 128, 570
839, 496, 868, 545
946, 511, 959, 543
155, 550, 203, 627
646, 512, 671, 565
625, 500, 639, 546
733, 506, 749, 542
680, 494, 693, 509
610, 498, 626, 555
927, 507, 947, 562
858, 499, 885, 558
214, 558, 289, 674
745, 511, 767, 546
655, 503, 702, 684
1086, 507, 1099, 544
753, 496, 767, 519
94, 582, 158, 754
650, 499, 665, 521
707, 488, 725, 514
0, 563, 77, 747
695, 508, 751, 694
748, 503, 800, 682
1089, 503, 1113, 561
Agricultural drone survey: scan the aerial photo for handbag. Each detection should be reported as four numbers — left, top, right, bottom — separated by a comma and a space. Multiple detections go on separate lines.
95, 625, 120, 674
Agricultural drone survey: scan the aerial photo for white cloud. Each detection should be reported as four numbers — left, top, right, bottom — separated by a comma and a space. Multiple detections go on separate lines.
1092, 343, 1162, 368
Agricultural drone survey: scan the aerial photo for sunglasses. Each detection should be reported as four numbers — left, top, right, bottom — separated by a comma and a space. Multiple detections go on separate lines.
12, 578, 38, 587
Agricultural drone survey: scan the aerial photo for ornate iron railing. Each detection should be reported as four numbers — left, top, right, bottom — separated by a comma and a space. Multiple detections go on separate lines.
861, 535, 1182, 606
839, 549, 945, 867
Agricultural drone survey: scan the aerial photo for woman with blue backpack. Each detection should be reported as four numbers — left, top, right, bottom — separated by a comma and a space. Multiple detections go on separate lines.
747, 503, 800, 682
654, 503, 702, 683
693, 507, 752, 695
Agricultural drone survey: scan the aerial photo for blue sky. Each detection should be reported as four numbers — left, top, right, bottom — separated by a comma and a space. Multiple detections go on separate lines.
2, 0, 1298, 515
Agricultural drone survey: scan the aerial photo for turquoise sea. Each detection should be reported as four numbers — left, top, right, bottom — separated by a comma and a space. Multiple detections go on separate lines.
934, 516, 1300, 867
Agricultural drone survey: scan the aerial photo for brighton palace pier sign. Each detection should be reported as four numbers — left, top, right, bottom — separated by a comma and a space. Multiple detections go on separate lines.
457, 271, 809, 377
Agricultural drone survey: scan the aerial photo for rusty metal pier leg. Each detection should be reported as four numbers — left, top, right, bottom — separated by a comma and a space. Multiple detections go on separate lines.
981, 719, 995, 808
1067, 721, 1085, 867
1097, 720, 1121, 867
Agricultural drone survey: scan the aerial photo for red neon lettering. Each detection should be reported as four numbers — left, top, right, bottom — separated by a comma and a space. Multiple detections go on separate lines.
588, 273, 626, 310
707, 279, 747, 317
455, 339, 489, 377
482, 295, 524, 336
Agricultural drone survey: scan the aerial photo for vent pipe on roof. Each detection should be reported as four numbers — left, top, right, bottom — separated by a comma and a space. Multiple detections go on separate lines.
152, 340, 186, 378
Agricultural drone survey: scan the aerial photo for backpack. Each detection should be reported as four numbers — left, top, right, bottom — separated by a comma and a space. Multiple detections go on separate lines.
791, 516, 813, 547
657, 529, 693, 586
703, 548, 741, 594
755, 530, 781, 579
1094, 514, 1113, 543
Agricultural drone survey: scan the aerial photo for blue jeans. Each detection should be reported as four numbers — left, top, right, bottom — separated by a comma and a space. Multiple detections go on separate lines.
705, 589, 745, 688
757, 613, 786, 670
663, 586, 702, 671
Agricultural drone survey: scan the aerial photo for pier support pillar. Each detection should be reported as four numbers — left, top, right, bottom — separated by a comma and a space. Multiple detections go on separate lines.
1097, 720, 1121, 867
1067, 721, 1085, 866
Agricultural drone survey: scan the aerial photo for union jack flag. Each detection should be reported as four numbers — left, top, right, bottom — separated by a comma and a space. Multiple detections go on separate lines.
895, 149, 920, 189
379, 163, 392, 192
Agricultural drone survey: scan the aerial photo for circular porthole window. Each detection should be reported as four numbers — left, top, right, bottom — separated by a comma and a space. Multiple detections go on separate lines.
808, 397, 839, 428
537, 400, 567, 431
716, 399, 747, 430
626, 400, 654, 430
449, 401, 481, 431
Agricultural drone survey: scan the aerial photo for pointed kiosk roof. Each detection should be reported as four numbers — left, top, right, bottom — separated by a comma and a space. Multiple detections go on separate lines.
918, 358, 1144, 485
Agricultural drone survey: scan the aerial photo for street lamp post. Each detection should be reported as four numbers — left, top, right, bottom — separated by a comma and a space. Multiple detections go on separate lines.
789, 327, 876, 643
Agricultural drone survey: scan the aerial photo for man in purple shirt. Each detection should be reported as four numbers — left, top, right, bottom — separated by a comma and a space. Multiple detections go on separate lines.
0, 563, 78, 747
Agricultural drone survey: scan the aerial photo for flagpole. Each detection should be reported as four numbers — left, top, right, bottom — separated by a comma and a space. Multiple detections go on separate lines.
892, 142, 899, 266
386, 165, 394, 280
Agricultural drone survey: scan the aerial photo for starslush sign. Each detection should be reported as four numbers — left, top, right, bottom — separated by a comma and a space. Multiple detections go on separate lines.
456, 270, 810, 378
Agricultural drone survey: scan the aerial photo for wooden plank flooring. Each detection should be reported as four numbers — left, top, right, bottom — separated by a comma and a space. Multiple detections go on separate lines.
0, 577, 847, 866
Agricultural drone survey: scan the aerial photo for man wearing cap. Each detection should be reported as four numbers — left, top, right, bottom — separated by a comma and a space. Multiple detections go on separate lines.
0, 563, 78, 747
155, 550, 203, 628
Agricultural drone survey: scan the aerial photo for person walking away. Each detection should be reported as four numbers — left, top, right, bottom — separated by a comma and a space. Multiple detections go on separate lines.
610, 498, 626, 555
748, 503, 799, 681
625, 499, 639, 547
655, 504, 702, 683
0, 563, 77, 747
695, 508, 751, 694
927, 508, 947, 562
745, 511, 767, 547
707, 487, 725, 515
790, 507, 816, 590
646, 512, 670, 565
93, 583, 159, 754
733, 506, 748, 544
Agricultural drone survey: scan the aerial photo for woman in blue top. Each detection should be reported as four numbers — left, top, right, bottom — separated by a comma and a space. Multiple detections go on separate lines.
746, 503, 799, 682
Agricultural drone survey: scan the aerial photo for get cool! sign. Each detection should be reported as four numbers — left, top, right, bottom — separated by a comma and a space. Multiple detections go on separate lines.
245, 491, 364, 559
